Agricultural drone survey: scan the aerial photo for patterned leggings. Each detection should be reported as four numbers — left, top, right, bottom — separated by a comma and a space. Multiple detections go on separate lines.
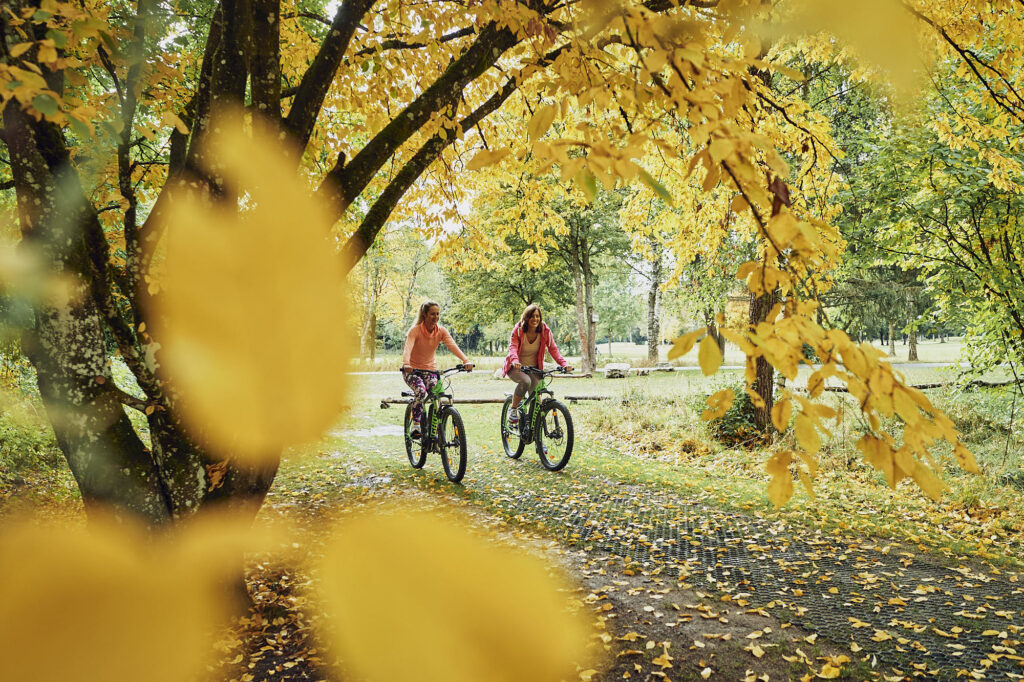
404, 370, 439, 423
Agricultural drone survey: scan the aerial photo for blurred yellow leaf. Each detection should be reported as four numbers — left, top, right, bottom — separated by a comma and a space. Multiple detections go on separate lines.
315, 504, 590, 682
527, 103, 558, 143
0, 512, 267, 682
779, 0, 923, 93
766, 451, 794, 507
698, 334, 722, 376
149, 107, 352, 461
771, 397, 792, 431
466, 147, 511, 171
794, 415, 820, 454
702, 388, 734, 421
668, 328, 705, 361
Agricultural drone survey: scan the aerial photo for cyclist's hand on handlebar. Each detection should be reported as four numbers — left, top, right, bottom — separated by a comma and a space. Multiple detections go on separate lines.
464, 362, 475, 372
512, 361, 522, 370
562, 365, 573, 373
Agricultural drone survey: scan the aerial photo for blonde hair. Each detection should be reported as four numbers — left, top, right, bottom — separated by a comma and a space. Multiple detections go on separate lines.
416, 301, 440, 326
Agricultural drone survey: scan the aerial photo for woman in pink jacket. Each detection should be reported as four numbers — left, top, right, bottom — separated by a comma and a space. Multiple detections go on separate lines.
502, 303, 572, 427
402, 301, 474, 438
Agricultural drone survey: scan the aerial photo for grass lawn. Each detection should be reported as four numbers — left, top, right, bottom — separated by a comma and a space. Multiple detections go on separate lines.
351, 337, 967, 372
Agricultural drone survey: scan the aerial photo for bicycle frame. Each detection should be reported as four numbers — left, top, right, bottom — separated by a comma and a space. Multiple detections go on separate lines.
517, 367, 562, 441
417, 366, 461, 449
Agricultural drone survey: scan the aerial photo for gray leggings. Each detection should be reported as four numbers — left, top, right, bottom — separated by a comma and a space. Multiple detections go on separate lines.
507, 367, 541, 401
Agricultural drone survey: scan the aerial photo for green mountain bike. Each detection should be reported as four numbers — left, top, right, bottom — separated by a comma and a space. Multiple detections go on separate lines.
500, 366, 574, 471
402, 365, 470, 483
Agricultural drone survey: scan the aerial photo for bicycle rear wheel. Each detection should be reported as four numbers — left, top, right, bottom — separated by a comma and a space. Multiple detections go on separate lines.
500, 396, 526, 459
404, 403, 426, 469
439, 406, 467, 483
536, 400, 573, 471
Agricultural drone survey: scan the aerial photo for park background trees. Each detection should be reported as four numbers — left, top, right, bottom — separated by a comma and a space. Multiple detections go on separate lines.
5, 0, 1024, 523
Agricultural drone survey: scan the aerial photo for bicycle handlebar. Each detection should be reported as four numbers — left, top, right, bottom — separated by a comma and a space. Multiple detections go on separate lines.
400, 365, 472, 376
521, 365, 570, 376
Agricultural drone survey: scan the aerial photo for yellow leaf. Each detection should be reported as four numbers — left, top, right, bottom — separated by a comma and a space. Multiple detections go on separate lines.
0, 513, 265, 682
702, 388, 734, 421
466, 148, 511, 171
953, 443, 979, 474
771, 397, 792, 431
9, 42, 33, 57
698, 334, 723, 376
794, 415, 820, 454
162, 111, 190, 135
668, 328, 705, 361
766, 451, 794, 506
910, 463, 946, 501
149, 106, 352, 461
315, 504, 590, 682
527, 103, 558, 143
817, 663, 841, 679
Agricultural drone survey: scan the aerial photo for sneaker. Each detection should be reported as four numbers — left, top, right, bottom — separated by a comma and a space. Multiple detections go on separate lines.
410, 427, 421, 440
509, 408, 520, 427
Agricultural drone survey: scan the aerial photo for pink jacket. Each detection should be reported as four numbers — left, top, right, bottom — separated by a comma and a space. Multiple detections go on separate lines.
502, 322, 567, 377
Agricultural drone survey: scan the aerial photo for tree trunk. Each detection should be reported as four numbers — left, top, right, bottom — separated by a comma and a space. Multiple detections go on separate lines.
369, 313, 377, 361
704, 308, 725, 353
581, 233, 597, 372
570, 228, 592, 373
749, 289, 776, 434
647, 248, 662, 364
908, 322, 919, 361
888, 321, 896, 357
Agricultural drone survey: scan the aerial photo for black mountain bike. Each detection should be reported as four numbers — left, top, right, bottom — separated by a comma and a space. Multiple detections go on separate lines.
402, 365, 470, 483
500, 366, 574, 471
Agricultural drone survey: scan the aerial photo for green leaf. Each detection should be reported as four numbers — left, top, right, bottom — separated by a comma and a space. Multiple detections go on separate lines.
31, 94, 59, 116
639, 169, 673, 205
32, 10, 52, 21
5, 81, 22, 91
576, 169, 598, 201
46, 29, 68, 49
68, 117, 91, 139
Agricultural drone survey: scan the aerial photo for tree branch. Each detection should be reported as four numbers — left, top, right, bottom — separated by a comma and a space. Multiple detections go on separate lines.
340, 42, 570, 270
318, 21, 520, 215
284, 0, 378, 147
353, 25, 474, 56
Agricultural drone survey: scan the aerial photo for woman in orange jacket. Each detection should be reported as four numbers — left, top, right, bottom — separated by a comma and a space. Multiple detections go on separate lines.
401, 301, 474, 438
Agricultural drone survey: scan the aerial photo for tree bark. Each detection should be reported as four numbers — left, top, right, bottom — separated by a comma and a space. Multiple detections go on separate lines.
748, 289, 776, 433
570, 227, 592, 374
647, 249, 662, 364
908, 321, 919, 361
888, 321, 896, 357
581, 231, 597, 372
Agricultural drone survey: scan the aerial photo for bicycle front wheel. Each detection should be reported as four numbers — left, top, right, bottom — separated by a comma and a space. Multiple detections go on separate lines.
404, 403, 426, 469
536, 400, 574, 471
439, 406, 467, 483
500, 396, 526, 459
